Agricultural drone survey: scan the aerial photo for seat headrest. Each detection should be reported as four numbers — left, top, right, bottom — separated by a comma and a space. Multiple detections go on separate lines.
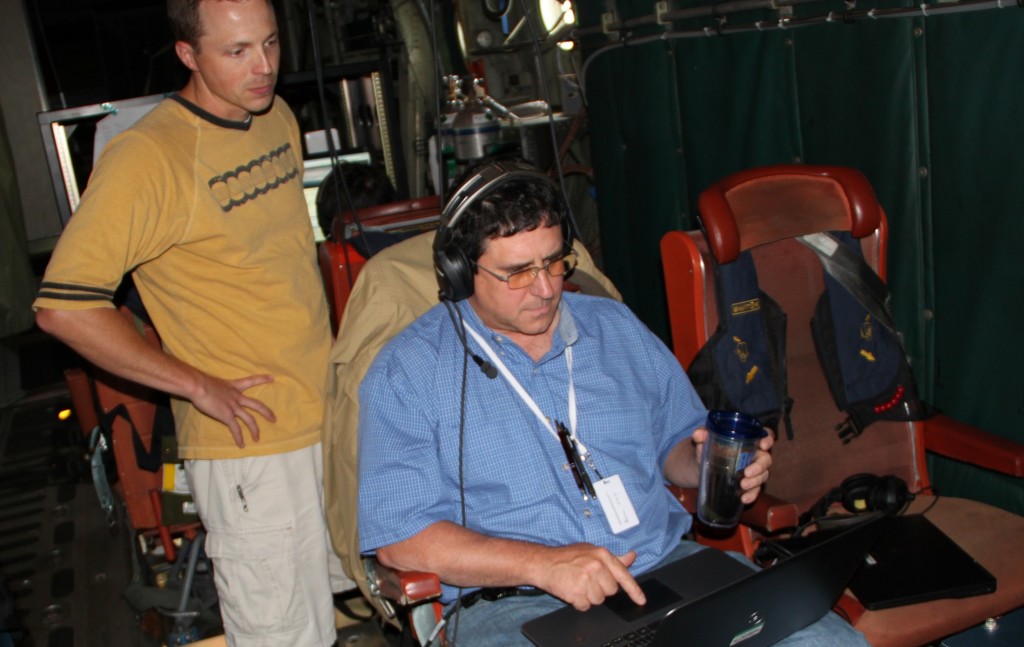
698, 165, 882, 264
331, 195, 442, 243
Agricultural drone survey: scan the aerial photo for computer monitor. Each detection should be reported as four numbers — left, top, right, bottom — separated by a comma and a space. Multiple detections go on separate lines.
302, 152, 371, 243
38, 94, 166, 227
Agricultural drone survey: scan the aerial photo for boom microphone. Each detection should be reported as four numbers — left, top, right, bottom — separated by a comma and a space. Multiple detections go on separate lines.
471, 353, 498, 380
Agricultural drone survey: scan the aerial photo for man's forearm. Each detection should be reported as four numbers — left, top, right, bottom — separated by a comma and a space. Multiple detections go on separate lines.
38, 305, 277, 448
375, 521, 550, 589
373, 521, 647, 610
36, 306, 204, 401
662, 436, 701, 488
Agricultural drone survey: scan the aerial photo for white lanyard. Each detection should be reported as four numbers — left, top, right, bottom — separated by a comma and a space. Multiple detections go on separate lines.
462, 322, 588, 455
463, 321, 640, 533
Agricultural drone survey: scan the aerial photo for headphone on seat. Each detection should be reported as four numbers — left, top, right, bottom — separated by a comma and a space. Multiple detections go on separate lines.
433, 158, 573, 302
803, 473, 911, 524
756, 473, 905, 563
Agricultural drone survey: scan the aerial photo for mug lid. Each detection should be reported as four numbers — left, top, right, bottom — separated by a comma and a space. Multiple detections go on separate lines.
707, 410, 768, 440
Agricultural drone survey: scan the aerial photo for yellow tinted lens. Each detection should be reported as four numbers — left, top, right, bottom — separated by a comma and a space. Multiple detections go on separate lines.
507, 267, 537, 289
504, 255, 572, 289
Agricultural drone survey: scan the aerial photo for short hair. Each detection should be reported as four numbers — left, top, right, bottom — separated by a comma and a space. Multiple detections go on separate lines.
167, 0, 271, 48
168, 0, 204, 47
315, 163, 396, 239
445, 162, 569, 264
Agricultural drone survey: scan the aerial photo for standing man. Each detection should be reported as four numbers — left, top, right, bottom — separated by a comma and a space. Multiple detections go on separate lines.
356, 160, 870, 645
35, 1, 340, 644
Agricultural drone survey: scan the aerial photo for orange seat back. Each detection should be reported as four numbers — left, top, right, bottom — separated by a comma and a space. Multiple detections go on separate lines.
318, 196, 441, 335
662, 165, 929, 514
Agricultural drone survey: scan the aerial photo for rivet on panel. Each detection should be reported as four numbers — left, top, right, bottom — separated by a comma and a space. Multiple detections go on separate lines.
43, 604, 66, 625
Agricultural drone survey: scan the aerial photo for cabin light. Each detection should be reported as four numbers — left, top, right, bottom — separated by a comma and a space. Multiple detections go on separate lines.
58, 408, 72, 421
540, 0, 576, 32
456, 18, 468, 59
557, 40, 575, 52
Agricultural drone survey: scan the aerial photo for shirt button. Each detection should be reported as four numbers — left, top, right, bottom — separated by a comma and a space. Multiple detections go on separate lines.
562, 463, 571, 471
583, 509, 593, 518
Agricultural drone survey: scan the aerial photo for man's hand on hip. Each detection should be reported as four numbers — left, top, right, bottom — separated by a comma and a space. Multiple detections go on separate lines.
193, 373, 276, 448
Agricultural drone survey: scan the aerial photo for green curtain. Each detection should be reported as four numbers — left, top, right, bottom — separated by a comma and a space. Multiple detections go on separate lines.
579, 2, 1024, 512
923, 13, 1024, 513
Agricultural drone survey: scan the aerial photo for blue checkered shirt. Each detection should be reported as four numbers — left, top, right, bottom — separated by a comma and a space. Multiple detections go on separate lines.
357, 292, 705, 602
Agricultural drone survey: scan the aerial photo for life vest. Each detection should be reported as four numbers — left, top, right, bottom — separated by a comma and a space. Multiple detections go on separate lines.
687, 231, 926, 442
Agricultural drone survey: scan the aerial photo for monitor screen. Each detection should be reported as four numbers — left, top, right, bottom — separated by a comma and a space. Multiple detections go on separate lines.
302, 152, 371, 243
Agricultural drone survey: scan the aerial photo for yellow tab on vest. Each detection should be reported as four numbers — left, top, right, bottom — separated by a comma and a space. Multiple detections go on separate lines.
731, 298, 761, 316
745, 365, 760, 384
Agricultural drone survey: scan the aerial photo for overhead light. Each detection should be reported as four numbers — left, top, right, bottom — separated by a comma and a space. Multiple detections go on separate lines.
539, 0, 575, 34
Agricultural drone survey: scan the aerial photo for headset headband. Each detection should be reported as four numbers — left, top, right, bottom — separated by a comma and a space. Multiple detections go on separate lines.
441, 159, 555, 230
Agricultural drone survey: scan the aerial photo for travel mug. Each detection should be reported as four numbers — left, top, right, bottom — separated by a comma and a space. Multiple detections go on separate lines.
697, 410, 768, 528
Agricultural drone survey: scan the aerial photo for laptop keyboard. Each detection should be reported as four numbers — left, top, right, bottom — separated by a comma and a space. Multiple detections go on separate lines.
600, 619, 660, 647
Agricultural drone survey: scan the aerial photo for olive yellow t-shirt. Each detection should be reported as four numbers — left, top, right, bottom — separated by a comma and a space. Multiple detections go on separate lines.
35, 95, 330, 460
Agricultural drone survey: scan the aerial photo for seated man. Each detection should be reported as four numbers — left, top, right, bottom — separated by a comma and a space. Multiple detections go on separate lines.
323, 210, 621, 616
356, 159, 869, 645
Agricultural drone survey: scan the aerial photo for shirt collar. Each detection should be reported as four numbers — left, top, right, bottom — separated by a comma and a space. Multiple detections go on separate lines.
169, 93, 254, 131
459, 295, 579, 365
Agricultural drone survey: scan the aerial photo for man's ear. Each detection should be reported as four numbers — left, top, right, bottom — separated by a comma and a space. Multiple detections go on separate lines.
175, 41, 199, 72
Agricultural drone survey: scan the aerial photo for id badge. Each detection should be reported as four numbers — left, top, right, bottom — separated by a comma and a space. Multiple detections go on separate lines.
594, 474, 640, 534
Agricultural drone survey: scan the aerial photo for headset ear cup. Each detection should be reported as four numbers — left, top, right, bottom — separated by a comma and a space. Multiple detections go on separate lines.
838, 473, 879, 514
439, 247, 474, 302
802, 473, 911, 527
432, 226, 474, 301
837, 473, 910, 515
872, 475, 910, 515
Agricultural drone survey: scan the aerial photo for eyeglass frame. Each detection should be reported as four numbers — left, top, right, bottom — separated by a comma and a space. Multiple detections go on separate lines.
475, 250, 578, 289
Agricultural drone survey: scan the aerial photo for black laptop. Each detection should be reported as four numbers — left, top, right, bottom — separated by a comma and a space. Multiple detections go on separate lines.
521, 514, 887, 647
846, 514, 996, 610
756, 513, 997, 611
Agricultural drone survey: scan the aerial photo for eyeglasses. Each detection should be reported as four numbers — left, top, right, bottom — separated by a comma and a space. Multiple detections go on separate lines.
476, 251, 577, 289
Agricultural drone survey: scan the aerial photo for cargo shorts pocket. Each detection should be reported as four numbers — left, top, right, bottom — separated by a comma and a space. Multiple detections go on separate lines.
206, 524, 307, 636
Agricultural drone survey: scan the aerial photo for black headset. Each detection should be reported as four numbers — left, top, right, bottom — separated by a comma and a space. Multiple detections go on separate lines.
804, 473, 911, 524
432, 158, 573, 302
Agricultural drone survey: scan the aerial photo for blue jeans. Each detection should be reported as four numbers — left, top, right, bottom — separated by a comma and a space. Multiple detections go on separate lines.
437, 540, 870, 647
